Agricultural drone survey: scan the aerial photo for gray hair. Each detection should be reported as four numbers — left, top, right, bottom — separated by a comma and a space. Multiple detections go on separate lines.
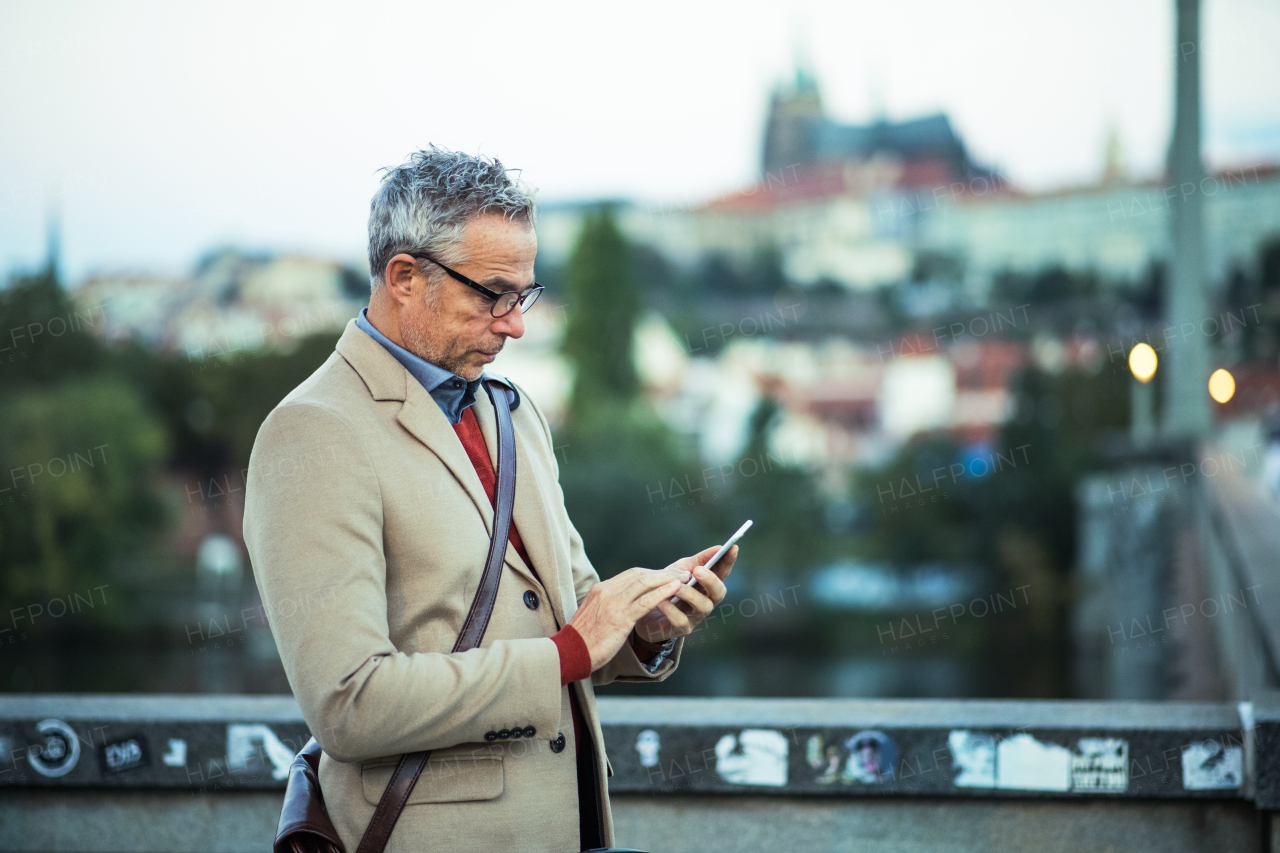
367, 145, 537, 290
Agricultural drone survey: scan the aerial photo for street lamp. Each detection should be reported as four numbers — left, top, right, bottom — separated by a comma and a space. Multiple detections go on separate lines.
1208, 368, 1235, 404
1129, 343, 1157, 447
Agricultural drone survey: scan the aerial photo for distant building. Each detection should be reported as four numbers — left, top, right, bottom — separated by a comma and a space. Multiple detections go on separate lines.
921, 164, 1280, 294
761, 66, 996, 185
538, 68, 1008, 291
541, 70, 1280, 301
74, 249, 366, 357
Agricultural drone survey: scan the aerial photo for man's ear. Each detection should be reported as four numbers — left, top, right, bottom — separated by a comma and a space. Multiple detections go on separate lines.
383, 254, 422, 306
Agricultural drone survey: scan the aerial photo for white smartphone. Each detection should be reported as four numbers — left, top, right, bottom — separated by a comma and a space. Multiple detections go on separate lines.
681, 519, 752, 591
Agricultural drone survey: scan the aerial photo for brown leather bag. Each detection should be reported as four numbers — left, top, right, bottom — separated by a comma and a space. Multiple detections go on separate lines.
274, 379, 518, 853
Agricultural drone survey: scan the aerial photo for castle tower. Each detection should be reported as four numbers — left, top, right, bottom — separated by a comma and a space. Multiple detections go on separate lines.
761, 65, 823, 176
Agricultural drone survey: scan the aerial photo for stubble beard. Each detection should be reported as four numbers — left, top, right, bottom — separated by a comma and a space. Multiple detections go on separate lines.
401, 285, 494, 381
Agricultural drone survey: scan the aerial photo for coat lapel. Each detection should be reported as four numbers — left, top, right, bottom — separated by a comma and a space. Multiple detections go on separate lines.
395, 384, 495, 532
335, 321, 544, 594
472, 387, 568, 627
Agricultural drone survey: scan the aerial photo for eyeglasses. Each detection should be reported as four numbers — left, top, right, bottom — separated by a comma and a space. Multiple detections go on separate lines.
408, 252, 543, 318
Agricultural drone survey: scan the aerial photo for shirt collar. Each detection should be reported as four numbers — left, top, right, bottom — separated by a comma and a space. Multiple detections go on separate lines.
355, 308, 480, 424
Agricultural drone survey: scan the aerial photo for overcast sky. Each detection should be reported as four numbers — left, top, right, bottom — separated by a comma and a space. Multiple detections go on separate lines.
2, 0, 1279, 281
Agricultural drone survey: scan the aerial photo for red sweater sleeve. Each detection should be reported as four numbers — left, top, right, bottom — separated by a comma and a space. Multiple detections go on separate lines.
551, 624, 592, 686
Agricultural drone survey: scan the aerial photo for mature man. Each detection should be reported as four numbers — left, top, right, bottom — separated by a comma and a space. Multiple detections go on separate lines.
243, 147, 735, 853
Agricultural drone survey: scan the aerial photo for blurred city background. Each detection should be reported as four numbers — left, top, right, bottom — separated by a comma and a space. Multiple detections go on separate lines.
2, 0, 1279, 705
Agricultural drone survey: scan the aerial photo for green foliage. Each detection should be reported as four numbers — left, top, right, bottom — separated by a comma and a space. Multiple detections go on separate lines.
911, 251, 965, 284
1224, 237, 1280, 361
561, 205, 641, 416
121, 333, 341, 477
557, 215, 833, 592
0, 268, 105, 392
694, 247, 788, 296
991, 266, 1102, 305
728, 396, 830, 579
557, 413, 712, 579
0, 379, 168, 604
855, 364, 1127, 570
0, 266, 337, 635
853, 434, 982, 565
557, 206, 702, 572
0, 272, 169, 626
850, 363, 1129, 695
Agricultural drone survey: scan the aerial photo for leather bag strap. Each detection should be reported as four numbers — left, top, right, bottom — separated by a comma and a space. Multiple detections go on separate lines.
354, 380, 517, 853
456, 380, 517, 652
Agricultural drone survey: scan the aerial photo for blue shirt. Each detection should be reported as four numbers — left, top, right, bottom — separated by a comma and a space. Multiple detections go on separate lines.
356, 308, 480, 424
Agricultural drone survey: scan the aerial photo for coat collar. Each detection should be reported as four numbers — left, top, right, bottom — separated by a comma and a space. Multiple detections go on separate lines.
334, 321, 565, 623
335, 319, 408, 402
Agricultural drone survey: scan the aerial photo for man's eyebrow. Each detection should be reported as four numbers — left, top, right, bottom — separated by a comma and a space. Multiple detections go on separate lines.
479, 278, 534, 293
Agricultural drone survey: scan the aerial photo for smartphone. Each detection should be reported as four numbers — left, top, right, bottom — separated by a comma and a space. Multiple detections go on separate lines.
680, 519, 752, 594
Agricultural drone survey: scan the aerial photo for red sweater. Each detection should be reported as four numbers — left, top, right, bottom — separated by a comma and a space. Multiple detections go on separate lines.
451, 407, 591, 684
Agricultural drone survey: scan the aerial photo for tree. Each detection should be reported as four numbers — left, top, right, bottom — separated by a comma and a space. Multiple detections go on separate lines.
555, 207, 715, 578
0, 268, 104, 394
561, 205, 641, 420
0, 379, 168, 608
728, 396, 829, 581
0, 272, 169, 626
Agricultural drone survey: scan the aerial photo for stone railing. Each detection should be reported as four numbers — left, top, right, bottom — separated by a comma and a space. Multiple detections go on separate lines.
1074, 441, 1280, 703
1, 694, 1277, 852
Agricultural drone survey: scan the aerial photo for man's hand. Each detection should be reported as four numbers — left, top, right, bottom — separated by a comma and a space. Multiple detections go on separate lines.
567, 566, 691, 670
632, 543, 736, 646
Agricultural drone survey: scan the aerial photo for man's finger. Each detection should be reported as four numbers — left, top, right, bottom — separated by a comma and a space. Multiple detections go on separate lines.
670, 581, 715, 616
655, 599, 692, 633
624, 566, 690, 594
694, 552, 732, 597
635, 579, 685, 613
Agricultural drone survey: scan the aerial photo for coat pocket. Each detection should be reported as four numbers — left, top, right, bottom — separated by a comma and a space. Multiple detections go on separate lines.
360, 750, 504, 805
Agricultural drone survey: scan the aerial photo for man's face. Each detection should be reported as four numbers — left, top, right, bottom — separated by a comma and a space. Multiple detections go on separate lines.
400, 213, 536, 381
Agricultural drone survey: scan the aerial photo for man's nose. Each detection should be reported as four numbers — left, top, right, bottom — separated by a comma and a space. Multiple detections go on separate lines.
493, 307, 525, 340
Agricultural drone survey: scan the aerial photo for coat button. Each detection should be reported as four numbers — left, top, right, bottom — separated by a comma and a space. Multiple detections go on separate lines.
484, 731, 498, 742
550, 733, 566, 754
497, 729, 511, 740
510, 727, 523, 739
522, 726, 536, 738
523, 590, 539, 610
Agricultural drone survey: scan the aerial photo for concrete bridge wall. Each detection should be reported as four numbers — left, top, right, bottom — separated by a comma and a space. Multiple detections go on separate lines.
1, 695, 1276, 852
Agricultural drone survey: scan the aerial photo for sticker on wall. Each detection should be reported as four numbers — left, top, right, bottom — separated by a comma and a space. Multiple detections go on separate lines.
715, 728, 788, 787
635, 729, 660, 769
1181, 741, 1243, 790
805, 734, 824, 768
226, 724, 296, 780
948, 731, 997, 788
99, 734, 150, 775
162, 739, 188, 767
995, 734, 1072, 791
948, 731, 1130, 792
806, 735, 843, 785
28, 719, 81, 778
1070, 738, 1128, 792
841, 730, 897, 785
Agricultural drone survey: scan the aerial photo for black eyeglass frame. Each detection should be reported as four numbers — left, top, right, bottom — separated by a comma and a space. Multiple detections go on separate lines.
407, 252, 543, 318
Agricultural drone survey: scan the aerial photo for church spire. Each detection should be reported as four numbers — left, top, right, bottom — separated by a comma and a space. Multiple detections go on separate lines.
44, 194, 61, 282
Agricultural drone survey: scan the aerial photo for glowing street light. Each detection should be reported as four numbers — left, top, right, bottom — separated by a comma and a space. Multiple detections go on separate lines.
1129, 343, 1158, 383
1129, 344, 1157, 447
1208, 369, 1235, 404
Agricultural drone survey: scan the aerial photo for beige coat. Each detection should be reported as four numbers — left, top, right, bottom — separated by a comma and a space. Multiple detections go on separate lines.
243, 320, 682, 853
